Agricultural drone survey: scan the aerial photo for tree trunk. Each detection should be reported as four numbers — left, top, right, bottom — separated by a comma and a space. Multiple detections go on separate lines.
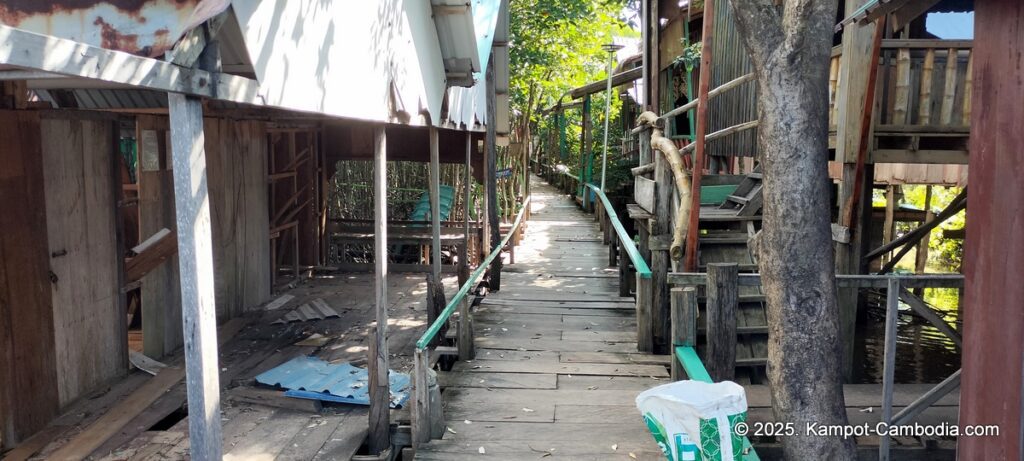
728, 0, 856, 458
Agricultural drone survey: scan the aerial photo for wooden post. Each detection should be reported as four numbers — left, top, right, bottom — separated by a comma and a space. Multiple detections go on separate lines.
618, 238, 630, 297
428, 128, 444, 327
635, 273, 654, 353
368, 126, 391, 454
652, 131, 673, 351
882, 185, 896, 265
167, 93, 222, 461
411, 347, 430, 447
683, 0, 716, 272
486, 52, 502, 291
608, 232, 618, 268
706, 263, 738, 382
671, 287, 698, 381
914, 186, 932, 277
580, 95, 592, 211
460, 133, 472, 286
458, 296, 475, 361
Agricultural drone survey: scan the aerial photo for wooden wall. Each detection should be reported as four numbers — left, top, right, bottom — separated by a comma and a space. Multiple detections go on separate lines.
138, 116, 271, 356
0, 111, 59, 447
41, 113, 127, 408
205, 118, 271, 321
137, 116, 182, 359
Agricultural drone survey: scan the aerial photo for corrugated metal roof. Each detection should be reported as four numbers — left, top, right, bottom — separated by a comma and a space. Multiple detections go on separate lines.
0, 0, 228, 57
255, 356, 411, 408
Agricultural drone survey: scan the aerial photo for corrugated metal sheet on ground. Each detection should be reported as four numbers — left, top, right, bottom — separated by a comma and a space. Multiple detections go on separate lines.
272, 299, 339, 324
255, 356, 410, 408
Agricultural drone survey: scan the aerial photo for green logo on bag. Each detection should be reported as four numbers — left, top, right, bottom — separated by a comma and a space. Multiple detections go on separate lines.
643, 412, 674, 460
697, 412, 747, 461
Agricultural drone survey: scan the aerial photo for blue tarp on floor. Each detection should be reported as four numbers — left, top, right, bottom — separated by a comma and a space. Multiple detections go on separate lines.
255, 356, 411, 408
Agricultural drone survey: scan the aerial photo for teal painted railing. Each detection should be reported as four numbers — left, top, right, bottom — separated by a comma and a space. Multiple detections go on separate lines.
675, 346, 761, 461
583, 183, 652, 279
415, 195, 532, 350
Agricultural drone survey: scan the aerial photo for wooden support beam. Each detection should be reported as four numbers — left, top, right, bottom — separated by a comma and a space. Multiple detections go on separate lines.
460, 133, 472, 286
0, 25, 259, 104
167, 93, 222, 460
411, 348, 430, 447
368, 126, 391, 454
684, 0, 716, 272
706, 263, 738, 382
635, 274, 654, 353
124, 229, 178, 283
485, 52, 502, 291
430, 128, 442, 283
457, 297, 475, 361
671, 287, 698, 381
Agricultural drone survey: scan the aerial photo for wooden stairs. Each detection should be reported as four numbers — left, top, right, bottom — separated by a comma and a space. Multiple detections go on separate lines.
696, 168, 767, 383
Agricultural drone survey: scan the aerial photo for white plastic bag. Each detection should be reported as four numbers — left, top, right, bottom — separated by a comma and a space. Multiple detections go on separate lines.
636, 380, 748, 461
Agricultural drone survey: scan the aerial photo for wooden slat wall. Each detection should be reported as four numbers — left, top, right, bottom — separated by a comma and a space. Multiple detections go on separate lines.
40, 113, 126, 408
0, 111, 60, 447
708, 0, 757, 158
205, 118, 271, 320
137, 116, 182, 359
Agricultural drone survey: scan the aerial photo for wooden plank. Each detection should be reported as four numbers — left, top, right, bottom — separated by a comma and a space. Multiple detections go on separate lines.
0, 110, 60, 446
443, 400, 555, 423
940, 48, 959, 125
559, 352, 669, 366
451, 359, 667, 378
167, 93, 222, 460
48, 368, 184, 460
125, 230, 178, 282
42, 114, 126, 408
892, 49, 912, 125
671, 287, 698, 380
311, 408, 369, 461
416, 439, 663, 459
633, 176, 656, 213
706, 263, 738, 381
222, 409, 310, 461
918, 49, 936, 125
439, 372, 558, 389
440, 421, 653, 443
276, 412, 354, 461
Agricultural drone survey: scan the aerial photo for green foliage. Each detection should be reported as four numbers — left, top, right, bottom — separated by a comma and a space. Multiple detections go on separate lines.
673, 41, 702, 72
885, 185, 965, 272
509, 0, 635, 132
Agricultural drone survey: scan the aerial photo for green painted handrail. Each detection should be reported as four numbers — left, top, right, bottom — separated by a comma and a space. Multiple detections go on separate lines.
415, 195, 532, 350
584, 183, 652, 279
675, 346, 760, 461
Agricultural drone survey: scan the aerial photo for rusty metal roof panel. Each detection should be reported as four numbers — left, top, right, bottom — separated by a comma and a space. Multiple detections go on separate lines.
0, 0, 228, 57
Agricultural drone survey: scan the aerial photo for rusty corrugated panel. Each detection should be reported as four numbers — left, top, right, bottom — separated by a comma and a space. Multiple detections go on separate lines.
0, 0, 224, 57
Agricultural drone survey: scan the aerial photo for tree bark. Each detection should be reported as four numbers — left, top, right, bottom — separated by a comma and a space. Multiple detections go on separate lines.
728, 0, 856, 458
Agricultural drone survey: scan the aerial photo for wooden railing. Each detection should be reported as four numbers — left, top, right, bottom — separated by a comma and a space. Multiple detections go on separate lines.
669, 271, 964, 460
410, 196, 531, 446
829, 39, 973, 133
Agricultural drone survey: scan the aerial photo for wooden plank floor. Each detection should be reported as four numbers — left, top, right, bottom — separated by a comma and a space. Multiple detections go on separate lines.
417, 177, 668, 460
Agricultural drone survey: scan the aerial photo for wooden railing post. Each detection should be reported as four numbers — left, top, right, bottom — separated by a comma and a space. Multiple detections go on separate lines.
706, 263, 738, 381
618, 242, 630, 297
411, 347, 431, 447
671, 287, 698, 381
636, 273, 654, 353
609, 232, 619, 268
458, 297, 475, 361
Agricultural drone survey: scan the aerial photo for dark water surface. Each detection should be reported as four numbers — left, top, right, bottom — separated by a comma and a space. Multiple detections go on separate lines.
852, 288, 962, 384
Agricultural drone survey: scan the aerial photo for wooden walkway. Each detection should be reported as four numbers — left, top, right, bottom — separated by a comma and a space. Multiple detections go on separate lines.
416, 178, 668, 460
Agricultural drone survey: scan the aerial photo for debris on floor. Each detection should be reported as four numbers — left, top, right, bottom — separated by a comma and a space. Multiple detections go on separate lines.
273, 298, 340, 324
254, 356, 410, 407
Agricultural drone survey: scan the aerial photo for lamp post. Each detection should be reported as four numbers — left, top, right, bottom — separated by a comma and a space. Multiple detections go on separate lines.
600, 43, 624, 192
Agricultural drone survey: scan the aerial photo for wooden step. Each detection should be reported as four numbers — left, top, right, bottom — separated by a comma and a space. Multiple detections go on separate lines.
698, 325, 768, 335
699, 237, 749, 245
748, 172, 762, 180
726, 195, 749, 204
